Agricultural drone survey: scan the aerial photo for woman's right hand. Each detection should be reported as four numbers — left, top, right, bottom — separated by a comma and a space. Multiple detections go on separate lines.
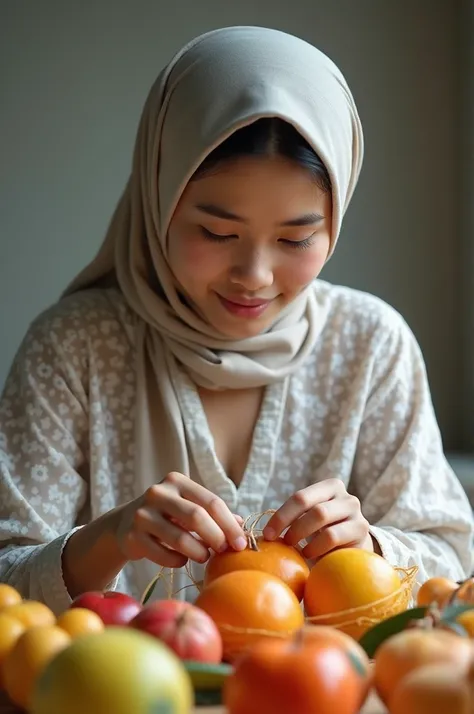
114, 471, 248, 569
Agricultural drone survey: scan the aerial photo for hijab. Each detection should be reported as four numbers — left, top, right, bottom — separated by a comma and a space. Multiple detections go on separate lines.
64, 26, 364, 595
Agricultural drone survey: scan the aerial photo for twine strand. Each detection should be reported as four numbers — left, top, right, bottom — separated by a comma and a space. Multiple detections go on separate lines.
141, 509, 276, 603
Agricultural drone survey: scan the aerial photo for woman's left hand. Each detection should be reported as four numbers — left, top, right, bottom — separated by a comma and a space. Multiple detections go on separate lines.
262, 478, 377, 560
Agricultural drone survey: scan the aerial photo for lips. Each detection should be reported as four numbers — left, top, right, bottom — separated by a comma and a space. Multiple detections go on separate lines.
216, 292, 274, 318
219, 295, 272, 307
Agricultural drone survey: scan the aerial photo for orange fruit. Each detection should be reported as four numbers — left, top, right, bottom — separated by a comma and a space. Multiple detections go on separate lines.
56, 608, 105, 638
389, 663, 470, 714
456, 578, 474, 604
3, 600, 56, 628
195, 570, 304, 662
303, 548, 404, 639
456, 610, 474, 637
30, 628, 193, 714
0, 613, 26, 687
300, 625, 372, 704
0, 584, 22, 611
416, 577, 458, 608
224, 628, 367, 714
204, 536, 310, 601
373, 628, 471, 705
304, 548, 401, 614
3, 625, 71, 709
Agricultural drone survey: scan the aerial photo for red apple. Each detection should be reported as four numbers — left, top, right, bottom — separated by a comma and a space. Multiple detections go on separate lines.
130, 599, 223, 663
70, 591, 142, 625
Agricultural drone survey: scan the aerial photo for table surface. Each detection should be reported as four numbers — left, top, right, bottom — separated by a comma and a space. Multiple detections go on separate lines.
194, 691, 386, 713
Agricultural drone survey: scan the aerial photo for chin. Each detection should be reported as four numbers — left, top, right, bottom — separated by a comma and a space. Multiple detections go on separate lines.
208, 313, 276, 339
218, 323, 269, 339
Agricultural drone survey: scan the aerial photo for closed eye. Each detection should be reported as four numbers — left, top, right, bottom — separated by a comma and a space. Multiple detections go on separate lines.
279, 233, 317, 250
200, 227, 236, 242
200, 226, 318, 250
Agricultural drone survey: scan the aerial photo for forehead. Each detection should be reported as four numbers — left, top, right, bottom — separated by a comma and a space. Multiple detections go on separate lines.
180, 155, 327, 210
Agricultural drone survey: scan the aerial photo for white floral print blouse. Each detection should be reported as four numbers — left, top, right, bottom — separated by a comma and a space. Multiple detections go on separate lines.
0, 280, 472, 613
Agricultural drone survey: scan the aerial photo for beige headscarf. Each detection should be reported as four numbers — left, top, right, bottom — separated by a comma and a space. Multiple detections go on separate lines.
65, 26, 363, 534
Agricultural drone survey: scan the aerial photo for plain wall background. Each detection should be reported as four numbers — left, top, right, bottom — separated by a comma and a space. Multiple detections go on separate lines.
461, 0, 474, 449
0, 1, 467, 449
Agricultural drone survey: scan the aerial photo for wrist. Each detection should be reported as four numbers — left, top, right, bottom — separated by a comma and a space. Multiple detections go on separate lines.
62, 508, 128, 598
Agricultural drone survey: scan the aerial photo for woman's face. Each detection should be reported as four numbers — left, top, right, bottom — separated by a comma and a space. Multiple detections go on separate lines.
168, 154, 332, 339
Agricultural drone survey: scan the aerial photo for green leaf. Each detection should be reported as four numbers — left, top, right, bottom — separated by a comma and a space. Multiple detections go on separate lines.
358, 601, 474, 658
194, 689, 225, 706
358, 606, 428, 659
184, 660, 233, 691
142, 575, 160, 605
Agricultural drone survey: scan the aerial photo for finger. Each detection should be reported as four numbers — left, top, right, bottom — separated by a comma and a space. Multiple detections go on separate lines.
160, 475, 247, 550
284, 496, 358, 547
177, 478, 247, 549
169, 517, 207, 546
150, 486, 244, 553
163, 495, 230, 553
149, 483, 228, 552
302, 518, 369, 561
263, 479, 345, 540
135, 507, 210, 563
171, 513, 243, 529
130, 530, 189, 568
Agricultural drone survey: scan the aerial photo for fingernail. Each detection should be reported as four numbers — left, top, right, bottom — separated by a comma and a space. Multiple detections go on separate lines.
233, 536, 248, 551
217, 542, 228, 554
264, 527, 276, 541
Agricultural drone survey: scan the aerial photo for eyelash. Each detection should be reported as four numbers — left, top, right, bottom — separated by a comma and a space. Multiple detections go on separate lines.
200, 227, 235, 243
199, 227, 317, 250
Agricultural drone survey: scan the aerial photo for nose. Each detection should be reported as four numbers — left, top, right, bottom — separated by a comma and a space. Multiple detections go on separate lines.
229, 248, 274, 292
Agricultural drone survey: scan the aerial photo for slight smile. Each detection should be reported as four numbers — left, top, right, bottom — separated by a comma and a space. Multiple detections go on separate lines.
216, 293, 274, 318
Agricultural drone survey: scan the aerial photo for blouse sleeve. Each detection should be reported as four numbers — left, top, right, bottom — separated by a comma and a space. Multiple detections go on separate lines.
350, 314, 473, 585
0, 305, 92, 614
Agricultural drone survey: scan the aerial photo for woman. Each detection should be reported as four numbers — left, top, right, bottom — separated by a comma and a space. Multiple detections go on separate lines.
0, 26, 472, 613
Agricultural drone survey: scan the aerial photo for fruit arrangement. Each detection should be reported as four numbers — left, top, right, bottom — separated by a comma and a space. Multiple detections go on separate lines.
1, 535, 474, 714
0, 583, 194, 713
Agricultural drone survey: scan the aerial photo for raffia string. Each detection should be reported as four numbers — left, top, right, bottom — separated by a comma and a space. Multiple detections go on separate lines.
140, 509, 277, 604
141, 562, 199, 605
304, 565, 419, 639
241, 509, 277, 550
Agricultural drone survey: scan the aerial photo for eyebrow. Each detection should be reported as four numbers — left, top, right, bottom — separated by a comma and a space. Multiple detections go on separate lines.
195, 203, 324, 227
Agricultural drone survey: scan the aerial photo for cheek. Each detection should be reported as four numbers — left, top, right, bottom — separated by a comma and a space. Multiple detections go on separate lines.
169, 235, 223, 289
282, 248, 327, 289
178, 238, 210, 266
